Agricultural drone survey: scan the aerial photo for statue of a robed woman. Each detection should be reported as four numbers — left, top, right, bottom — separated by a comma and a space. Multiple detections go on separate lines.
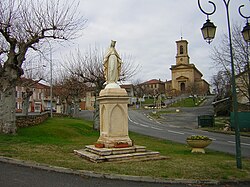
103, 40, 122, 86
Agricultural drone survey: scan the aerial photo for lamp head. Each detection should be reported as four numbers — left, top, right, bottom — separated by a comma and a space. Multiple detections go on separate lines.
241, 22, 250, 43
201, 19, 217, 44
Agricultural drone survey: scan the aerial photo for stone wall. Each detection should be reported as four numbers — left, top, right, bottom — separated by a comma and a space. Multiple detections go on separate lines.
16, 112, 49, 128
52, 113, 69, 118
238, 103, 250, 112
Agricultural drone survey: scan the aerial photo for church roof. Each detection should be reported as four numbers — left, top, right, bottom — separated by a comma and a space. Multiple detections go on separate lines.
170, 63, 203, 76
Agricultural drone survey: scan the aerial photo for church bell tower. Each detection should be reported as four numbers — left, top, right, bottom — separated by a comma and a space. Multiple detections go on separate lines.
175, 39, 190, 65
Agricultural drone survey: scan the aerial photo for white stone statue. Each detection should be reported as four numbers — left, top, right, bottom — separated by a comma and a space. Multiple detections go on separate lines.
103, 40, 122, 87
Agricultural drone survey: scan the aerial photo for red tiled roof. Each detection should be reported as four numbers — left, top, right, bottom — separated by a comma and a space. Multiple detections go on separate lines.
142, 79, 164, 84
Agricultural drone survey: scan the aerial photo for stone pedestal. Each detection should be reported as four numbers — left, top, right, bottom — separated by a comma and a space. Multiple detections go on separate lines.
97, 87, 132, 148
74, 85, 167, 162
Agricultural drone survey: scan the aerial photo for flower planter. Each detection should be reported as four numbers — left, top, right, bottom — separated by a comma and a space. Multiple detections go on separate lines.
94, 142, 105, 148
186, 139, 212, 153
114, 143, 129, 148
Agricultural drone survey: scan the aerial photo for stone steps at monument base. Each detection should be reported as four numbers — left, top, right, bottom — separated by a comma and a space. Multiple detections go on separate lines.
85, 145, 146, 156
74, 147, 167, 163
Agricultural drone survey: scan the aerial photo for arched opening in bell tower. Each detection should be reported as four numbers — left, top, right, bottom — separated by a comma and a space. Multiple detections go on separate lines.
180, 45, 184, 54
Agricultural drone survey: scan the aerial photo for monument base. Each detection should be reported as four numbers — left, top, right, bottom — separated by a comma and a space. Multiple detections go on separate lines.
74, 145, 167, 163
97, 136, 133, 148
97, 87, 133, 148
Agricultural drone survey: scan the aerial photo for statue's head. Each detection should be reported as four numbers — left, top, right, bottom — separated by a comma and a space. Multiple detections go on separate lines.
111, 40, 116, 47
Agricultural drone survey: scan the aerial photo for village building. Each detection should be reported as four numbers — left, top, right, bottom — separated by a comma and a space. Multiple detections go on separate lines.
140, 79, 165, 97
16, 78, 51, 113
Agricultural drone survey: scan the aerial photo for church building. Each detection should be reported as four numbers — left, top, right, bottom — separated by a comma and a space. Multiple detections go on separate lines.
166, 39, 210, 96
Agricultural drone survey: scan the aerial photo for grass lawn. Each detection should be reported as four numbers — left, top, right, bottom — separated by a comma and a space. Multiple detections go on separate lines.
171, 97, 203, 107
0, 117, 250, 180
143, 98, 155, 105
149, 110, 177, 119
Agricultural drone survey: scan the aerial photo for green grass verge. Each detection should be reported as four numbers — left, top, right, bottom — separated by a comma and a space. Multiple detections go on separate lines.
143, 98, 155, 105
171, 98, 203, 107
0, 117, 250, 180
201, 117, 250, 136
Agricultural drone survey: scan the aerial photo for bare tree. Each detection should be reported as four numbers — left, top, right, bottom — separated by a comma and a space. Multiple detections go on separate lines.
132, 79, 145, 98
211, 71, 231, 100
53, 68, 88, 117
211, 23, 249, 103
0, 0, 86, 134
131, 79, 147, 108
63, 46, 138, 130
64, 76, 87, 118
53, 80, 72, 115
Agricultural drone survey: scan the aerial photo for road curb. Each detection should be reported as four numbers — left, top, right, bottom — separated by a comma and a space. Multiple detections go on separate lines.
0, 156, 222, 185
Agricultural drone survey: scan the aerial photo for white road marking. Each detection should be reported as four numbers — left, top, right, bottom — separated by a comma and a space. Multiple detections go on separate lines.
169, 125, 181, 128
241, 142, 250, 146
228, 141, 250, 146
139, 124, 149, 128
168, 130, 185, 135
151, 126, 163, 131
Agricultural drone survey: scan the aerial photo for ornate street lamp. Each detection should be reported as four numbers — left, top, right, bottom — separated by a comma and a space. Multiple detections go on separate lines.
198, 1, 217, 44
197, 0, 249, 169
239, 5, 250, 43
241, 22, 250, 43
201, 19, 217, 44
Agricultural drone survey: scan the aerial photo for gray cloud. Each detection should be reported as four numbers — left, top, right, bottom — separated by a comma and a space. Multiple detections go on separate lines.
58, 0, 246, 83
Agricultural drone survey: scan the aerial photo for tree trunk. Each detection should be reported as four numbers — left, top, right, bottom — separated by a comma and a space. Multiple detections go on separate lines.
22, 97, 29, 116
0, 86, 17, 134
92, 83, 103, 131
93, 97, 100, 130
73, 98, 80, 118
67, 104, 72, 116
22, 90, 33, 116
63, 102, 67, 114
0, 91, 3, 130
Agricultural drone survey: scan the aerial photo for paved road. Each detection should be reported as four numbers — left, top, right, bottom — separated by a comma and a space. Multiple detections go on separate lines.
0, 161, 164, 187
128, 109, 250, 157
78, 98, 250, 157
2, 161, 249, 187
1, 161, 225, 187
160, 95, 215, 129
127, 97, 250, 157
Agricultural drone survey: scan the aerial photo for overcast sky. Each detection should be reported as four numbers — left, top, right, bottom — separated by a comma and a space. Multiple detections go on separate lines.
56, 0, 248, 83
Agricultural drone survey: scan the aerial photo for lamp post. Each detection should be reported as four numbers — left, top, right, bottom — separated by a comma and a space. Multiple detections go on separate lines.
198, 0, 250, 169
47, 41, 53, 118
